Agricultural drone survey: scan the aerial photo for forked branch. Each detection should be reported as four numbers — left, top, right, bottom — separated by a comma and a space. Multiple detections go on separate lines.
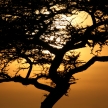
68, 56, 108, 76
0, 73, 53, 92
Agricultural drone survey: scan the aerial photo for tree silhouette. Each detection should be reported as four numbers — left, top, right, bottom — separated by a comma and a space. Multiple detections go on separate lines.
0, 0, 108, 108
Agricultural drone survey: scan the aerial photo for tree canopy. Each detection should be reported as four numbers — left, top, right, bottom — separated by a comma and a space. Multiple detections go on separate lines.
0, 0, 108, 108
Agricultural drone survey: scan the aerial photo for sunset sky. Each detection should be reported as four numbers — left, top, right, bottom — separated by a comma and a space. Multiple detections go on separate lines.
0, 11, 108, 108
0, 46, 108, 108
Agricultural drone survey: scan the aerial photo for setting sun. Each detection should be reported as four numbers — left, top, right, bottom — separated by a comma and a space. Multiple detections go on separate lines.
0, 1, 108, 108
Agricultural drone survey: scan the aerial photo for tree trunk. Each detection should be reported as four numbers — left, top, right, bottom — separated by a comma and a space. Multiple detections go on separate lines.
40, 83, 70, 108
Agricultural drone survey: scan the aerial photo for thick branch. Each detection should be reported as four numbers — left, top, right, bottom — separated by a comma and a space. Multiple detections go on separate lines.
17, 54, 33, 79
68, 56, 108, 76
25, 61, 33, 79
0, 75, 53, 92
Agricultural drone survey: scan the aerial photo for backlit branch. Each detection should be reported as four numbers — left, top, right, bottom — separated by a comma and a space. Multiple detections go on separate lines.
67, 56, 108, 76
0, 73, 53, 92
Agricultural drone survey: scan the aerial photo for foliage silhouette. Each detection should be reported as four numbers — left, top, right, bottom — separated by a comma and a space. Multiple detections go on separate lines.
0, 0, 108, 108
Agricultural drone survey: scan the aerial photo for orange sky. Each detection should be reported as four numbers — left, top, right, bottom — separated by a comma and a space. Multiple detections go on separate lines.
0, 46, 108, 108
0, 11, 108, 108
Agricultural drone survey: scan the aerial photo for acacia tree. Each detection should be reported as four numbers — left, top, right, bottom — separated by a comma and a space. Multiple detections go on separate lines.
0, 0, 108, 108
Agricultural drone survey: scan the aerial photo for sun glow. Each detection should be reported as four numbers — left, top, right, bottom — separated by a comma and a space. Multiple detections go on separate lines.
62, 11, 93, 27
48, 11, 93, 49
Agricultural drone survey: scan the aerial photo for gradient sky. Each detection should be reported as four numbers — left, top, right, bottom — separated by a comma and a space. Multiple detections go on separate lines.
0, 46, 108, 108
0, 12, 108, 108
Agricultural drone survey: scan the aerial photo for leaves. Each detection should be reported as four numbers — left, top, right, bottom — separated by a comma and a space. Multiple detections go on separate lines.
0, 1, 108, 107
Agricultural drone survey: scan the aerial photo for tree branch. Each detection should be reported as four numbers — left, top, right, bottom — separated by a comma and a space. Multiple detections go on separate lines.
68, 56, 108, 76
0, 74, 53, 92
